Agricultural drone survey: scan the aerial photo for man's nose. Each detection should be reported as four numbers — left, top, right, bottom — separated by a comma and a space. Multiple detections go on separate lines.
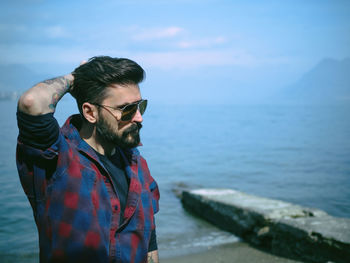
132, 109, 143, 122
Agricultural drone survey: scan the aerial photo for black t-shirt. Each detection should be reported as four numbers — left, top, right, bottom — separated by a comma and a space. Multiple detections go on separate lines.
17, 110, 157, 251
94, 150, 129, 224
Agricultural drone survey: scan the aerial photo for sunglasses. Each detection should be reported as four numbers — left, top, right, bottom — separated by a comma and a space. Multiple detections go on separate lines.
93, 99, 148, 121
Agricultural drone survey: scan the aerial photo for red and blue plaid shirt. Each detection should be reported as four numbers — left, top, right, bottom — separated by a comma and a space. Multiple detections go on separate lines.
16, 114, 160, 263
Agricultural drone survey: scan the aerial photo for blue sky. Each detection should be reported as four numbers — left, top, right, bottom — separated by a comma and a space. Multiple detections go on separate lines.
1, 0, 349, 104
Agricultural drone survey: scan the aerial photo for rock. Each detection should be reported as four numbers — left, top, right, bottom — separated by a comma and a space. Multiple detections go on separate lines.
180, 188, 350, 263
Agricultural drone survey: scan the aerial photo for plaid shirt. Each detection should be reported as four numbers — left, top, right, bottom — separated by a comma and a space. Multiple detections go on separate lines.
16, 114, 160, 263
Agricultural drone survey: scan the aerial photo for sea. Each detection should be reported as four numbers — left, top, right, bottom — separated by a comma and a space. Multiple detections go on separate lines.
0, 97, 349, 261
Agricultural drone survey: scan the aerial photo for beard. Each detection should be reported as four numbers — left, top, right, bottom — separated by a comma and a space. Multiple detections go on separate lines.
95, 115, 142, 149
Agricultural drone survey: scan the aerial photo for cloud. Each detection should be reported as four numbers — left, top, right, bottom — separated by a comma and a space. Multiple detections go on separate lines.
130, 49, 296, 70
132, 49, 258, 69
0, 23, 70, 44
0, 24, 26, 33
0, 43, 292, 71
176, 36, 227, 49
45, 26, 69, 39
130, 26, 184, 41
0, 44, 89, 64
0, 23, 28, 43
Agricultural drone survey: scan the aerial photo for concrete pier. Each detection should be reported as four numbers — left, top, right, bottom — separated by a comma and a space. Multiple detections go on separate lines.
180, 188, 350, 263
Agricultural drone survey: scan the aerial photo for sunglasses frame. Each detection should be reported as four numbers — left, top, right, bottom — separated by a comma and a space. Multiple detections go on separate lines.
92, 99, 147, 121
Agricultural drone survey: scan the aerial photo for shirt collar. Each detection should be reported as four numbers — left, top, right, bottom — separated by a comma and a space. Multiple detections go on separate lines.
61, 114, 139, 163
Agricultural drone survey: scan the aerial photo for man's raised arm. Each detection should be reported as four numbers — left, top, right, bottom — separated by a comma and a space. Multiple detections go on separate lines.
18, 74, 74, 116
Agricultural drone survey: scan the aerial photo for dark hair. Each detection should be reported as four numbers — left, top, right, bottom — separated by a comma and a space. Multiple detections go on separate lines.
71, 56, 145, 117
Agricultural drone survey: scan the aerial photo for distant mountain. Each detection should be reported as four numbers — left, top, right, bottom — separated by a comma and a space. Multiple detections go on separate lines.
275, 58, 350, 105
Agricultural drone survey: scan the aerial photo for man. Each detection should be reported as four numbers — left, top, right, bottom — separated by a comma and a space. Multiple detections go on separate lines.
16, 56, 160, 263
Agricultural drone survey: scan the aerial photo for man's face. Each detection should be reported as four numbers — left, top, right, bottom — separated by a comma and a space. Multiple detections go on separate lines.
95, 83, 143, 149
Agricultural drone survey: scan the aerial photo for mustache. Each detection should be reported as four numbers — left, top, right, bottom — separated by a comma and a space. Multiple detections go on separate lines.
125, 122, 142, 133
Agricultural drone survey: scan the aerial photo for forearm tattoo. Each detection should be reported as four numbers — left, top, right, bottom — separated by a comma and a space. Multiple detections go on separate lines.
42, 76, 72, 110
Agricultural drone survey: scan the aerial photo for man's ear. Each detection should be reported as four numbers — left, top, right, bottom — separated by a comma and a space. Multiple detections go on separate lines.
82, 102, 98, 124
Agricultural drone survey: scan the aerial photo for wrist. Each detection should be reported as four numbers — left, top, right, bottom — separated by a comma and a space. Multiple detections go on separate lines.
64, 74, 74, 93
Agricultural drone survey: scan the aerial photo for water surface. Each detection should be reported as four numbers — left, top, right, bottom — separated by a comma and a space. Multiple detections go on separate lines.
1, 99, 349, 260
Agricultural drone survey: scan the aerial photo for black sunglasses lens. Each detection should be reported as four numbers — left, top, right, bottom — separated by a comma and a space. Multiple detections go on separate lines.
139, 100, 147, 115
121, 104, 138, 121
121, 100, 148, 121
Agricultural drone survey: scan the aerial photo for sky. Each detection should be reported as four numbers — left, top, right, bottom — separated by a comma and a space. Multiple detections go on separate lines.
1, 0, 349, 104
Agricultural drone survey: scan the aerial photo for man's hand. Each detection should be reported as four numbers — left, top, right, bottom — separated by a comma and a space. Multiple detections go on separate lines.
147, 250, 159, 263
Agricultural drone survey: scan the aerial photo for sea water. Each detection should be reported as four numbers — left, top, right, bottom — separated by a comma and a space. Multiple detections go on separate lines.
0, 98, 349, 261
